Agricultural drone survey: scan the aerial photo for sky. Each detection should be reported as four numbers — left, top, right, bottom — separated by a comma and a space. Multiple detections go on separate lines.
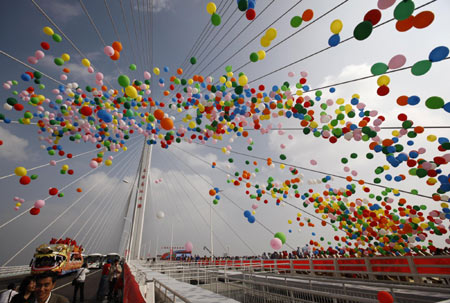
0, 0, 450, 265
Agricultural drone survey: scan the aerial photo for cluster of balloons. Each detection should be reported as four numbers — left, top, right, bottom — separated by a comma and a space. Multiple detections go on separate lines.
104, 41, 123, 61
13, 196, 25, 211
236, 0, 257, 21
260, 28, 277, 48
206, 2, 221, 26
270, 232, 286, 250
328, 19, 343, 47
14, 166, 37, 186
209, 187, 221, 205
290, 9, 314, 28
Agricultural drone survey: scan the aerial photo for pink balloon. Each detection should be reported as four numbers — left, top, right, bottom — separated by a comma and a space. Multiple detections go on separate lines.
388, 54, 406, 69
60, 74, 67, 81
14, 207, 19, 211
185, 241, 193, 252
27, 56, 38, 65
50, 160, 57, 166
144, 71, 151, 79
251, 203, 258, 210
96, 72, 104, 81
34, 200, 45, 209
310, 159, 317, 166
35, 50, 45, 60
378, 0, 396, 10
287, 71, 295, 77
270, 238, 282, 250
89, 161, 98, 169
87, 66, 94, 73
104, 46, 114, 56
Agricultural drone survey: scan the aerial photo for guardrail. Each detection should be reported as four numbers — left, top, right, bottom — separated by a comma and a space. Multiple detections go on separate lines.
153, 255, 450, 285
0, 265, 30, 278
153, 278, 192, 303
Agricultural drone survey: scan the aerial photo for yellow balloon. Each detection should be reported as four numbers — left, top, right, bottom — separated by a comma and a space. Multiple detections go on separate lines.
43, 26, 54, 36
105, 159, 112, 166
153, 67, 160, 75
238, 75, 248, 86
206, 2, 216, 14
427, 134, 437, 142
61, 53, 70, 62
257, 50, 266, 60
377, 75, 390, 86
62, 165, 69, 171
188, 121, 196, 129
265, 28, 277, 40
125, 86, 138, 98
260, 37, 271, 47
14, 167, 27, 177
330, 19, 343, 34
219, 76, 226, 83
81, 58, 90, 67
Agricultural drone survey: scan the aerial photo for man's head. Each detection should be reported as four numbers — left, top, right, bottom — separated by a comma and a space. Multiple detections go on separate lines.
35, 271, 57, 303
7, 283, 15, 290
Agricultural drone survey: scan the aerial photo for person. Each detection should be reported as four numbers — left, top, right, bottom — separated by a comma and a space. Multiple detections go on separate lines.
10, 276, 35, 303
96, 260, 111, 301
0, 283, 18, 303
34, 272, 69, 303
72, 264, 89, 303
108, 260, 122, 301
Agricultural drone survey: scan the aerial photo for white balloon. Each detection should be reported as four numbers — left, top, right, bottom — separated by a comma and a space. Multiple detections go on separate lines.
156, 211, 165, 219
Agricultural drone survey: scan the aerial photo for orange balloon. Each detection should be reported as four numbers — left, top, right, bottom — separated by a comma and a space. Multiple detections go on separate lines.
413, 11, 434, 29
160, 117, 173, 130
177, 68, 183, 75
76, 188, 82, 193
209, 189, 216, 196
302, 9, 314, 22
110, 50, 120, 61
112, 41, 123, 52
154, 109, 165, 120
395, 16, 414, 32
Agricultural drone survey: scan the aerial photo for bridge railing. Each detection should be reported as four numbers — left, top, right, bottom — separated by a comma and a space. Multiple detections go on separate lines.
0, 265, 30, 278
153, 255, 450, 285
153, 278, 192, 303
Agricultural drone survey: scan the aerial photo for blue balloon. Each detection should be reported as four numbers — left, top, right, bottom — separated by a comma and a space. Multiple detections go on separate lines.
21, 73, 31, 81
163, 66, 169, 72
328, 34, 340, 47
243, 210, 251, 218
247, 215, 255, 223
97, 109, 113, 123
429, 46, 449, 62
407, 95, 420, 105
443, 102, 450, 113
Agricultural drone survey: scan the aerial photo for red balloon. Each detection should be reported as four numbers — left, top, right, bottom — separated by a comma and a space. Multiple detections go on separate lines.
377, 85, 390, 96
364, 9, 382, 26
377, 291, 393, 303
13, 104, 24, 111
0, 140, 3, 145
41, 42, 50, 50
30, 208, 40, 215
19, 176, 31, 185
246, 9, 256, 20
49, 187, 58, 195
80, 106, 93, 116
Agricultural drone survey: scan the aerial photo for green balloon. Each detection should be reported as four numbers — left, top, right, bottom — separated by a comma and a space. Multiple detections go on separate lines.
371, 62, 389, 75
118, 75, 130, 87
394, 0, 415, 21
353, 21, 373, 41
274, 232, 286, 244
190, 57, 197, 65
290, 16, 303, 28
425, 96, 444, 109
129, 64, 137, 71
411, 60, 432, 76
54, 57, 64, 66
31, 174, 38, 180
249, 52, 259, 62
238, 0, 248, 11
52, 33, 62, 42
225, 65, 233, 72
211, 13, 221, 26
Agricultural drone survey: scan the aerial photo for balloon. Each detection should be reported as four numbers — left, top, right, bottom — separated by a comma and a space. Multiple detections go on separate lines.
144, 71, 151, 79
14, 167, 27, 177
328, 34, 340, 47
80, 106, 92, 116
34, 200, 45, 209
153, 67, 160, 75
265, 28, 277, 41
393, 0, 415, 21
52, 34, 62, 43
260, 36, 271, 47
425, 96, 444, 109
211, 13, 221, 26
61, 53, 70, 62
118, 75, 130, 87
257, 50, 266, 60
129, 64, 137, 71
185, 241, 193, 252
377, 0, 395, 10
274, 232, 286, 244
49, 188, 58, 195
244, 210, 251, 217
125, 86, 138, 98
238, 75, 248, 86
250, 52, 259, 62
388, 54, 406, 69
353, 21, 373, 40
97, 109, 113, 123
270, 238, 282, 250
364, 9, 382, 26
330, 19, 343, 34
19, 176, 31, 185
112, 41, 123, 52
411, 60, 432, 76
154, 109, 165, 120
160, 117, 174, 130
246, 8, 256, 20
35, 50, 45, 60
209, 189, 217, 196
290, 16, 303, 28
429, 46, 449, 62
377, 291, 394, 303
104, 46, 114, 56
89, 161, 98, 169
30, 208, 40, 215
302, 9, 314, 22
81, 58, 90, 67
156, 211, 165, 219
206, 2, 216, 14
43, 27, 54, 36
110, 50, 120, 61
413, 11, 434, 29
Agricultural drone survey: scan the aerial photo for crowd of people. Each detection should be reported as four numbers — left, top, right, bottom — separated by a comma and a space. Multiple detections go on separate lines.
0, 259, 123, 303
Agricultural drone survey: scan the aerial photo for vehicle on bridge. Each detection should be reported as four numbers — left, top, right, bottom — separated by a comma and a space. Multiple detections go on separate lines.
85, 253, 104, 269
106, 252, 121, 263
161, 249, 191, 260
31, 238, 83, 275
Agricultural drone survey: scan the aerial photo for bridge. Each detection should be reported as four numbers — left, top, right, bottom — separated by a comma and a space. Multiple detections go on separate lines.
1, 0, 450, 302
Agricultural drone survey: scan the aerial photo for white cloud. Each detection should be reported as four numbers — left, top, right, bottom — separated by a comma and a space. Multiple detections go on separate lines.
0, 126, 29, 161
40, 0, 83, 22
136, 0, 172, 13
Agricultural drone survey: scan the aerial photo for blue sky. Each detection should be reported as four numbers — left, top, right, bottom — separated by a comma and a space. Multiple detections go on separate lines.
1, 0, 450, 265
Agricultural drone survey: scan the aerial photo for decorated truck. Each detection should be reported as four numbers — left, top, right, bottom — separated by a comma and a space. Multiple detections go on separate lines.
31, 238, 83, 275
